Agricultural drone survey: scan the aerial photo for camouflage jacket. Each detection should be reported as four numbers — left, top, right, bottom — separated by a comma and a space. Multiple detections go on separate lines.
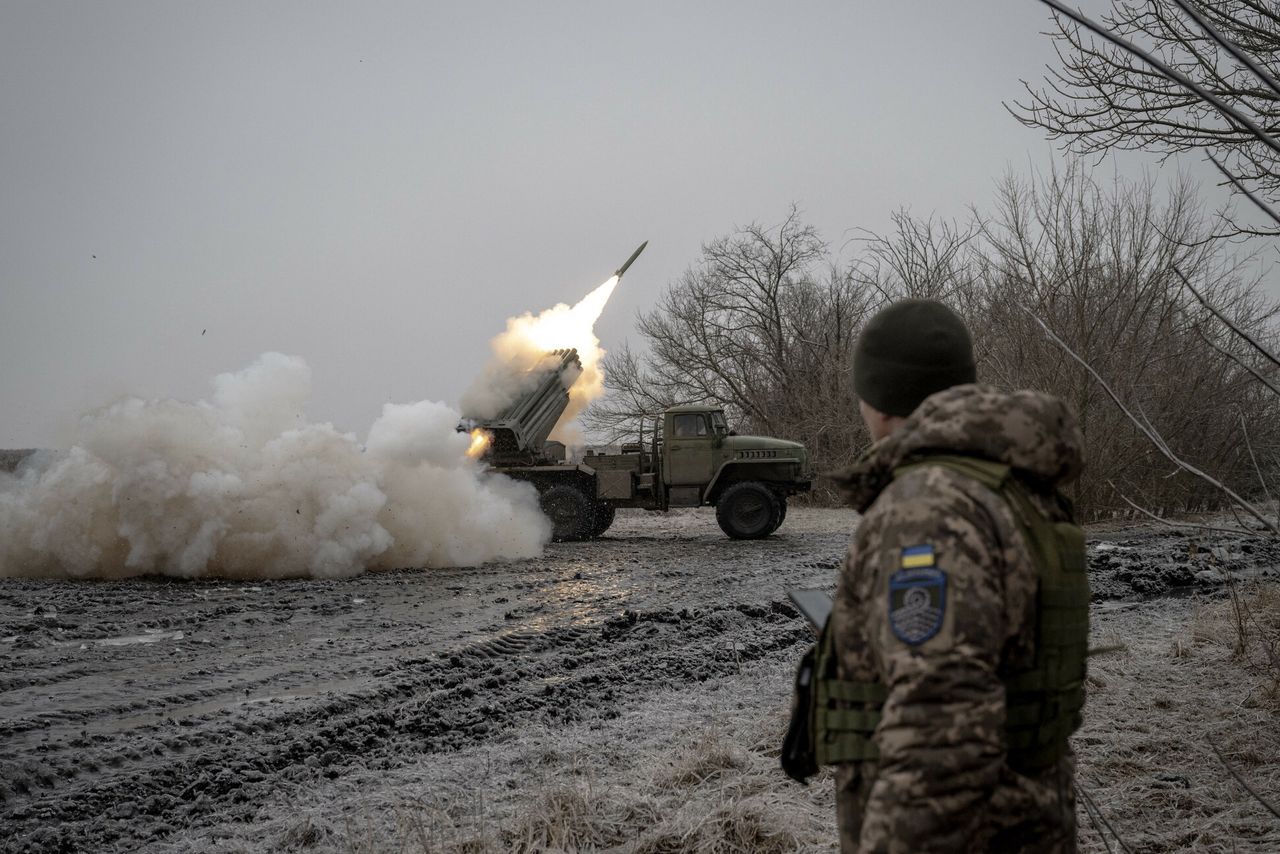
830, 384, 1085, 854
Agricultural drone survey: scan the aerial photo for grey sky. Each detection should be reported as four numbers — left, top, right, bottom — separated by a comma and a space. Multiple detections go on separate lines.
0, 1, 1244, 447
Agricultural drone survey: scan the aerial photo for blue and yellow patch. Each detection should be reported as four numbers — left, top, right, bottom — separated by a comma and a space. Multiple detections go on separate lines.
888, 563, 947, 645
900, 544, 936, 569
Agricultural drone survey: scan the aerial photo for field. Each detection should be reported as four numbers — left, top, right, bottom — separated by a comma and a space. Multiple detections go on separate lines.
2, 509, 1278, 853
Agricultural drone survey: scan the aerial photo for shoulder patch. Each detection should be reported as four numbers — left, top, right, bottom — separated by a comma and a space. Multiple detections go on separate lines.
888, 565, 947, 645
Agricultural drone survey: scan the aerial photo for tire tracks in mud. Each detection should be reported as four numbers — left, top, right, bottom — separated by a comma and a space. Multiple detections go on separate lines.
1, 587, 810, 853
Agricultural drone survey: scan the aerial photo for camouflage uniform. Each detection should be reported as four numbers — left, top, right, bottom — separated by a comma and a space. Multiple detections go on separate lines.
831, 383, 1085, 853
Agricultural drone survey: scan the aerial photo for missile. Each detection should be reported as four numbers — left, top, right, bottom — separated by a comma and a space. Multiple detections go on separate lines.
615, 240, 648, 278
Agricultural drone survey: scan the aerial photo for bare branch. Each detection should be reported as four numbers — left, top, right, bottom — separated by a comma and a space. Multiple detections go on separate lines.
1207, 153, 1280, 229
1175, 266, 1280, 369
1016, 1, 1280, 236
1193, 324, 1280, 396
1022, 305, 1280, 534
1078, 783, 1136, 854
1206, 733, 1280, 819
1107, 480, 1254, 534
1239, 413, 1276, 521
1037, 0, 1280, 159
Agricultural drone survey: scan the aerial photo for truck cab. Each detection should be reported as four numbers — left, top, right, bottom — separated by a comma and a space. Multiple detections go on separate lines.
656, 405, 812, 537
581, 405, 813, 538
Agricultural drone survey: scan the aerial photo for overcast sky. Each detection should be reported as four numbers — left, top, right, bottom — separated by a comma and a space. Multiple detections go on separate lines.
0, 1, 1248, 447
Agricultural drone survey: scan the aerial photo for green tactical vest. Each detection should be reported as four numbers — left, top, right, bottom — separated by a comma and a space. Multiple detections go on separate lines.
812, 454, 1089, 774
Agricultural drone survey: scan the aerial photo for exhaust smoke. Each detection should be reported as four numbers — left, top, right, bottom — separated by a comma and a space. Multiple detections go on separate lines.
0, 353, 550, 579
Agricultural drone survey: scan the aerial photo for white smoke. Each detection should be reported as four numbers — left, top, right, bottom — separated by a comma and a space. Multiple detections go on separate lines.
460, 276, 617, 438
0, 353, 550, 580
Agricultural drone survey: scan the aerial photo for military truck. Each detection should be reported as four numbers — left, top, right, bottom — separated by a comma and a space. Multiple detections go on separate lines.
461, 349, 813, 540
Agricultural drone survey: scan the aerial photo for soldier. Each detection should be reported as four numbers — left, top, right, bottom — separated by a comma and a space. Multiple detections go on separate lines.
802, 299, 1088, 852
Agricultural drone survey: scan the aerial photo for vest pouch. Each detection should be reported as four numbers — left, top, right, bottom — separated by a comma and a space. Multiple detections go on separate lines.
811, 617, 886, 766
814, 677, 884, 764
782, 618, 889, 780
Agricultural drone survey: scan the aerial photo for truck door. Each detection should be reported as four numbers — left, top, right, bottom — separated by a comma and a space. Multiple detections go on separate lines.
665, 413, 715, 486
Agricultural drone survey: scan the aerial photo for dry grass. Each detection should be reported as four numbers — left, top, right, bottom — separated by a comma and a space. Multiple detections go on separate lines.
483, 778, 810, 854
653, 734, 747, 788
1077, 590, 1280, 852
311, 660, 836, 854
1195, 583, 1280, 711
279, 814, 336, 850
630, 794, 805, 854
457, 592, 1280, 854
505, 785, 632, 853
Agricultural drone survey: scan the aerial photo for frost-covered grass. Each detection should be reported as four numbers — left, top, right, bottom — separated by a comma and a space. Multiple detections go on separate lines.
320, 595, 1278, 854
314, 654, 837, 854
1076, 587, 1280, 853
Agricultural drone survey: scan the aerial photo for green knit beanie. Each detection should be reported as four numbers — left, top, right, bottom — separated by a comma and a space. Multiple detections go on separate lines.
853, 299, 976, 417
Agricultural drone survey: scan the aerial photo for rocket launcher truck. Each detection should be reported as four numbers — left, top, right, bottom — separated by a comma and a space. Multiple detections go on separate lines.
460, 349, 814, 541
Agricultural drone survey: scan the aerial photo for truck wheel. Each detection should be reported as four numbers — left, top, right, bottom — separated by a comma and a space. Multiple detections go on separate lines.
589, 503, 616, 538
540, 485, 594, 542
716, 481, 781, 540
767, 496, 788, 534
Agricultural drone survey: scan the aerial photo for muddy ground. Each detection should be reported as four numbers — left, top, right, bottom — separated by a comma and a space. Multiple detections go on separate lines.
2, 508, 1278, 853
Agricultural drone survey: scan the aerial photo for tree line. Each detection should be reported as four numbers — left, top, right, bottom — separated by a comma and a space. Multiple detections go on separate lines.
585, 164, 1280, 518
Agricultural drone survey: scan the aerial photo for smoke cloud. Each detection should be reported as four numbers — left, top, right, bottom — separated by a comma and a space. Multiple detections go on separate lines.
460, 276, 617, 438
0, 353, 550, 580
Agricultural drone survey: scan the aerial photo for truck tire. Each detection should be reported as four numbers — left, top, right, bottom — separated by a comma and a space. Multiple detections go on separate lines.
716, 481, 781, 540
540, 485, 594, 542
589, 503, 616, 538
767, 496, 788, 535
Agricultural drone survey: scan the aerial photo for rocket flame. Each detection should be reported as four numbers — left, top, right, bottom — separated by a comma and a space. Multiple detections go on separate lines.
465, 428, 492, 459
518, 275, 618, 356
459, 275, 620, 439
507, 275, 617, 416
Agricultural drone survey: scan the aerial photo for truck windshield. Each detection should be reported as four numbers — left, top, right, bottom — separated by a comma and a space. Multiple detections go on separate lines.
673, 414, 709, 437
711, 412, 728, 434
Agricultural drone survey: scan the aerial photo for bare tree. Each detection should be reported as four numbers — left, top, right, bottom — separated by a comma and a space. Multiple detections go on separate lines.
578, 343, 678, 444
850, 211, 980, 304
974, 162, 1280, 516
629, 206, 829, 433
1012, 0, 1280, 235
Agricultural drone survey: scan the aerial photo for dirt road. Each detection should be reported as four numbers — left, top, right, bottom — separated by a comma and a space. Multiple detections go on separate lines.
2, 509, 1277, 853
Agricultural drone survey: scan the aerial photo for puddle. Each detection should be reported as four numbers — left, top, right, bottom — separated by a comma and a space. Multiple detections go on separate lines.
1092, 543, 1131, 552
94, 630, 185, 647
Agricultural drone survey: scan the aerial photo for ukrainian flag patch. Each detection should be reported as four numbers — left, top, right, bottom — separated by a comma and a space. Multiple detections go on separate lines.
900, 544, 936, 569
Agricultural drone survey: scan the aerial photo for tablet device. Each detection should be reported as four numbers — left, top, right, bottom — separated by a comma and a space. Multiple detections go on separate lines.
787, 588, 833, 632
